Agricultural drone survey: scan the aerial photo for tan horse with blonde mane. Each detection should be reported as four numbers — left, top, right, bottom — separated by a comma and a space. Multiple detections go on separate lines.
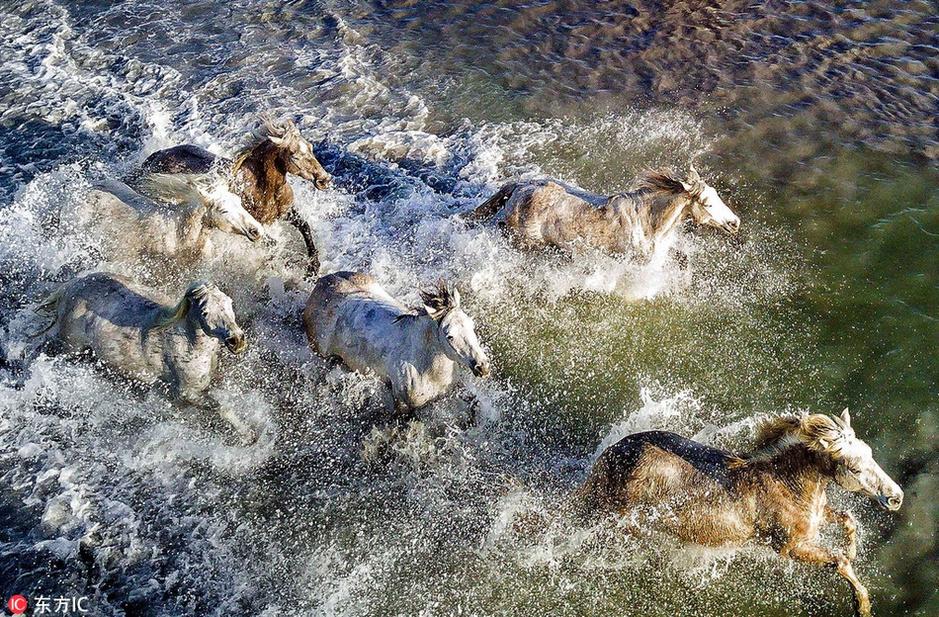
576, 410, 903, 616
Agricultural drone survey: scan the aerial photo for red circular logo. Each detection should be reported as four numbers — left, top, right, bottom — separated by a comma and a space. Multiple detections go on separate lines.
7, 595, 27, 615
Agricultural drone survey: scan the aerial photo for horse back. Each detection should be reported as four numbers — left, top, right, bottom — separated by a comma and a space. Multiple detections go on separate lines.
578, 431, 739, 513
54, 273, 165, 352
141, 145, 222, 175
304, 271, 405, 365
504, 180, 616, 249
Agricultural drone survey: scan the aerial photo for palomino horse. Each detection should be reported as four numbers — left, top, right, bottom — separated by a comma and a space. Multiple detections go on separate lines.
468, 167, 740, 258
36, 273, 255, 440
135, 117, 332, 274
303, 272, 491, 414
575, 410, 903, 616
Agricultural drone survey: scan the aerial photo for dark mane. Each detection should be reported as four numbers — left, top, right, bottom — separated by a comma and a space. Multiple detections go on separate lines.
419, 280, 457, 315
637, 169, 688, 197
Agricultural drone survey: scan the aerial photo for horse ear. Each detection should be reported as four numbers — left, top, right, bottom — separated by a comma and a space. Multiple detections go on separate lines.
423, 301, 447, 321
681, 166, 702, 194
840, 408, 852, 427
451, 286, 461, 309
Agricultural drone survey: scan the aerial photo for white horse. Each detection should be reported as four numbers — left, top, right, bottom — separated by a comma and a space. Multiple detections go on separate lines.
303, 272, 491, 414
468, 166, 740, 258
77, 177, 264, 262
37, 272, 254, 438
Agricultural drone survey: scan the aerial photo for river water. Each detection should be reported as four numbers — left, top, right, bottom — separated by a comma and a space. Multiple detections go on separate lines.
0, 1, 936, 616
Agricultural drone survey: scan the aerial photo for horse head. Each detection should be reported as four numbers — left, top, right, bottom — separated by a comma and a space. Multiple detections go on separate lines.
201, 183, 265, 242
421, 281, 491, 377
682, 166, 741, 234
154, 282, 246, 354
263, 117, 332, 190
805, 409, 904, 511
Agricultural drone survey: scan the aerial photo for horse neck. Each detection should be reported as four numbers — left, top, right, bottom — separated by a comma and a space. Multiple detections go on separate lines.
235, 140, 292, 215
164, 312, 217, 354
743, 445, 833, 511
643, 191, 690, 242
407, 315, 454, 377
179, 203, 207, 244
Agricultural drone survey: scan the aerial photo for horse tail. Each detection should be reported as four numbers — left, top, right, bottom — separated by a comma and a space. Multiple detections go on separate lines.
29, 285, 66, 338
465, 182, 518, 221
568, 446, 631, 520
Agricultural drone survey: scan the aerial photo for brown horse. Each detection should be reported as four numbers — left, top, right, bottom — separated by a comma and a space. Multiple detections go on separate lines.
468, 167, 740, 257
137, 117, 332, 274
575, 410, 903, 617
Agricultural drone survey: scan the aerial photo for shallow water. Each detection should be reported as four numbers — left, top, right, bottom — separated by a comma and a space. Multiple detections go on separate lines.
0, 1, 937, 616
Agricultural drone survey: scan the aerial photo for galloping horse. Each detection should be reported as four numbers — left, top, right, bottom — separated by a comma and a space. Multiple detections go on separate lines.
303, 272, 491, 414
36, 273, 255, 440
81, 178, 265, 262
135, 117, 332, 273
468, 167, 740, 258
575, 410, 902, 616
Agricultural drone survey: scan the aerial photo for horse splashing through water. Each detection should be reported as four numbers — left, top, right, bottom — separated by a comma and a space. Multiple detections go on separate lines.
575, 410, 902, 617
78, 178, 265, 263
468, 166, 740, 259
136, 116, 332, 274
303, 272, 491, 415
36, 273, 256, 441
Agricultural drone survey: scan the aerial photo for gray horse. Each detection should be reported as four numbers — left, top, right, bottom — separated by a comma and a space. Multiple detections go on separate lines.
468, 167, 740, 257
303, 272, 491, 414
37, 273, 254, 439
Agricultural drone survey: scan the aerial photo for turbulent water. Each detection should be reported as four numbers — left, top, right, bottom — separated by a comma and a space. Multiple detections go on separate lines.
1, 1, 937, 616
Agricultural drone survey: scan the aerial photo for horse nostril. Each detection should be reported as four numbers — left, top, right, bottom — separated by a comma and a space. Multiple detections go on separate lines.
316, 178, 332, 190
888, 495, 902, 509
226, 335, 246, 353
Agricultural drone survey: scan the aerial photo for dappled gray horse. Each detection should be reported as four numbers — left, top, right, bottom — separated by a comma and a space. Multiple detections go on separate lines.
135, 116, 332, 273
37, 273, 254, 439
303, 272, 490, 414
469, 167, 740, 257
80, 178, 264, 262
576, 410, 903, 617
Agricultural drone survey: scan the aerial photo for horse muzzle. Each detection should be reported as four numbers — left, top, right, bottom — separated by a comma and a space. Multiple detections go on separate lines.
878, 493, 903, 511
471, 360, 491, 378
225, 335, 247, 354
314, 176, 332, 190
243, 226, 264, 243
721, 218, 741, 234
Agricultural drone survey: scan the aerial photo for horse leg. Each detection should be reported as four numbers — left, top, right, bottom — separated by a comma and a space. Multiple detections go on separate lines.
825, 506, 858, 560
285, 208, 320, 276
179, 392, 258, 444
782, 541, 871, 617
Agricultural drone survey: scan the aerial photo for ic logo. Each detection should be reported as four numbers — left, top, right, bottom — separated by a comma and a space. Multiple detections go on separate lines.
7, 595, 27, 615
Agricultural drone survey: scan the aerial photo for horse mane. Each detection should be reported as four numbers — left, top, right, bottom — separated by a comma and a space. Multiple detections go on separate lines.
149, 281, 211, 331
746, 413, 849, 461
420, 280, 457, 314
231, 115, 299, 174
393, 280, 459, 324
634, 169, 699, 231
637, 169, 688, 197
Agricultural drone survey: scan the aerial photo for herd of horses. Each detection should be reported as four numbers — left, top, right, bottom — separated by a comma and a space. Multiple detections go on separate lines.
32, 116, 900, 616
